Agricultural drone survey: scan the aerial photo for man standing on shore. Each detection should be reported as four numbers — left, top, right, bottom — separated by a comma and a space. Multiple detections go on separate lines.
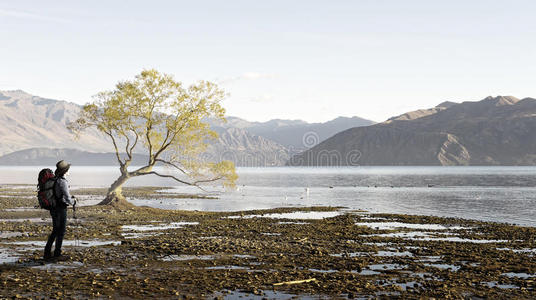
44, 160, 75, 261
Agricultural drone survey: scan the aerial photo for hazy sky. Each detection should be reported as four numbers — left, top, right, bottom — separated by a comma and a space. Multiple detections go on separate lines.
1, 0, 535, 122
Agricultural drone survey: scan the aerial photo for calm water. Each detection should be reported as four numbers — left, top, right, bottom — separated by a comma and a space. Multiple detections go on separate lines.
1, 166, 535, 227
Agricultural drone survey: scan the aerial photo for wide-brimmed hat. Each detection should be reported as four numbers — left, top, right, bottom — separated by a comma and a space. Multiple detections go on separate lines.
55, 160, 71, 176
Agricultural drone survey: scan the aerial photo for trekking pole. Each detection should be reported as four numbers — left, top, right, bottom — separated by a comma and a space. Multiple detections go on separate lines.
73, 201, 77, 219
72, 196, 80, 247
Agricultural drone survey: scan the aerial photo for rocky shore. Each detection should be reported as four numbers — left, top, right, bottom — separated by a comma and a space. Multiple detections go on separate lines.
1, 185, 535, 299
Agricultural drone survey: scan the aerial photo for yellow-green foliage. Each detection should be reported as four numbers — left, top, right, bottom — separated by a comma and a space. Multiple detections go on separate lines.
68, 69, 237, 190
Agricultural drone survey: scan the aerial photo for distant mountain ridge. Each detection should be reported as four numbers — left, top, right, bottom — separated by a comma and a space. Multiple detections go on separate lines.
0, 90, 112, 155
206, 127, 289, 166
289, 96, 536, 166
0, 90, 371, 166
0, 148, 149, 166
209, 116, 375, 149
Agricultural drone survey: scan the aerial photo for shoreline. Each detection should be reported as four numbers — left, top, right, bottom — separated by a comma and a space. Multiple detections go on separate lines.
1, 186, 535, 299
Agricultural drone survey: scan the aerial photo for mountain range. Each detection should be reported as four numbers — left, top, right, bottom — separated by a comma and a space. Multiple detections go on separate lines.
4, 90, 534, 166
288, 96, 536, 166
0, 90, 373, 166
0, 90, 111, 155
0, 148, 149, 166
208, 116, 374, 149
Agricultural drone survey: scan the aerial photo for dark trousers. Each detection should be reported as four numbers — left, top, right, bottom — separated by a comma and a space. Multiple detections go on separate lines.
44, 206, 67, 257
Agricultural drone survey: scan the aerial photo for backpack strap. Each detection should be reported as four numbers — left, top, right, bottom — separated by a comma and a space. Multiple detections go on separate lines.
52, 178, 59, 201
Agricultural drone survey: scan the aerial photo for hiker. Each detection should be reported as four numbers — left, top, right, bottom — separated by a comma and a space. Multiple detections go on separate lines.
44, 160, 76, 260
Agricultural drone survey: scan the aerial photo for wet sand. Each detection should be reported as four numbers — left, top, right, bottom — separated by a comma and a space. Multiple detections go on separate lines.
1, 185, 535, 299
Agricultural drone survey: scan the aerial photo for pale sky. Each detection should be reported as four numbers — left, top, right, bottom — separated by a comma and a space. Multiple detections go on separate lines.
1, 0, 535, 122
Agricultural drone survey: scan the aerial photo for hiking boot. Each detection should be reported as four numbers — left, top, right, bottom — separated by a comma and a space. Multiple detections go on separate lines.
52, 255, 69, 262
43, 253, 53, 261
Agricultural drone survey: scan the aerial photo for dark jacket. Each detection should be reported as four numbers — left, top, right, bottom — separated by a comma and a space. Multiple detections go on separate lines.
54, 177, 74, 207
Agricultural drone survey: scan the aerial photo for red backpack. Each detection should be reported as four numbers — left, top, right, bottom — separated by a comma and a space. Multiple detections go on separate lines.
37, 168, 57, 210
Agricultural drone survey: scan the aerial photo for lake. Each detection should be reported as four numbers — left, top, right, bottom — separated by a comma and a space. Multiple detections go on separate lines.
1, 166, 535, 227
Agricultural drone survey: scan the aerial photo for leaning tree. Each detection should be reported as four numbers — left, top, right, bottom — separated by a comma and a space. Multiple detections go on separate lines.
68, 69, 237, 206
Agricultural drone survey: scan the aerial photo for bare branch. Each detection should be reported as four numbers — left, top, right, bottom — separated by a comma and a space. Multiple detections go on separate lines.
146, 122, 154, 164
152, 129, 171, 161
154, 159, 188, 175
104, 130, 124, 167
128, 129, 139, 158
124, 132, 131, 160
135, 171, 217, 193
192, 176, 223, 185
152, 111, 193, 161
138, 171, 193, 185
152, 136, 175, 162
128, 165, 152, 177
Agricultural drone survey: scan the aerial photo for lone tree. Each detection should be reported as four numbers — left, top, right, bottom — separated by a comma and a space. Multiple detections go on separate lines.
69, 69, 237, 206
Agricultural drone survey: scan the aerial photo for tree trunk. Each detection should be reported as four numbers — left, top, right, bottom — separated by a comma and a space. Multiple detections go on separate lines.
98, 174, 133, 208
